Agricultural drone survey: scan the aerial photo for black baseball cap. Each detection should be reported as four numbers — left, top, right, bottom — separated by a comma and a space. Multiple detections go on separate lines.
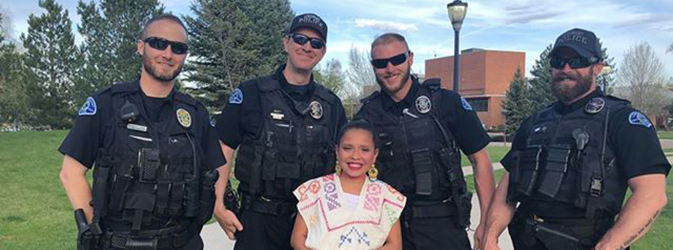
288, 13, 328, 42
551, 28, 602, 60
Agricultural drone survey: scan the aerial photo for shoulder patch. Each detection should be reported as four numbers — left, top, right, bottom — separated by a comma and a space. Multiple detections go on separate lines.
628, 111, 652, 128
78, 97, 97, 116
461, 97, 473, 111
229, 88, 243, 104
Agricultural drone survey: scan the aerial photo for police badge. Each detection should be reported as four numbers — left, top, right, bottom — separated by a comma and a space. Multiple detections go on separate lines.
176, 108, 192, 128
309, 101, 323, 120
585, 97, 605, 114
415, 95, 431, 114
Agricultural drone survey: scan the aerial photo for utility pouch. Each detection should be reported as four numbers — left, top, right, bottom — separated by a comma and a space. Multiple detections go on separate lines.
528, 219, 581, 250
538, 145, 571, 198
138, 148, 160, 183
262, 149, 278, 182
517, 146, 543, 196
456, 191, 473, 228
410, 148, 434, 196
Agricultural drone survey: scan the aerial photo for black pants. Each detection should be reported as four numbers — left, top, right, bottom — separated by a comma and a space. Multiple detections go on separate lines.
508, 212, 621, 250
233, 209, 294, 250
401, 214, 471, 250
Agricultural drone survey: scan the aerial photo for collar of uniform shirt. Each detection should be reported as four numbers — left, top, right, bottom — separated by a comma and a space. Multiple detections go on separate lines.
133, 80, 178, 104
555, 88, 604, 115
275, 64, 317, 102
381, 77, 420, 115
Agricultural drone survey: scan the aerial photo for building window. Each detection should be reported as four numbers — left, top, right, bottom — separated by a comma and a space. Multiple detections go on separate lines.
467, 97, 488, 112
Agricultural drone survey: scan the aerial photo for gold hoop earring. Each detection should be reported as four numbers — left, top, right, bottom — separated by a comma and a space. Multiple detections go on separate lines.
368, 164, 378, 180
335, 161, 341, 175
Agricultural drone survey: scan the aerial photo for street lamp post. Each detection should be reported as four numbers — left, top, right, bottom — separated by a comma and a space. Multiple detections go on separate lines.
447, 0, 468, 93
600, 66, 612, 93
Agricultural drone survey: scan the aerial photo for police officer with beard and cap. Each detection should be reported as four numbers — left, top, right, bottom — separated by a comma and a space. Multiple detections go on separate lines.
481, 28, 670, 250
59, 14, 226, 250
212, 13, 348, 250
355, 32, 496, 250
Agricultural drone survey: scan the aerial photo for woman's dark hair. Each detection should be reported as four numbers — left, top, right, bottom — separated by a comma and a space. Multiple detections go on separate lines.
336, 119, 379, 149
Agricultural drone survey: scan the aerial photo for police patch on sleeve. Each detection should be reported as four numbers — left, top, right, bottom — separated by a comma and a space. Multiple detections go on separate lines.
628, 111, 652, 128
461, 97, 473, 111
78, 97, 97, 116
229, 88, 243, 104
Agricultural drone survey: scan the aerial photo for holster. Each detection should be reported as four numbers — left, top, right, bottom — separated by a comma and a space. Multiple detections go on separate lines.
75, 209, 101, 250
224, 182, 240, 214
438, 147, 471, 228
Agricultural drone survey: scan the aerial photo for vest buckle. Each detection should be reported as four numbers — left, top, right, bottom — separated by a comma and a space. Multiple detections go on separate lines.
590, 176, 602, 197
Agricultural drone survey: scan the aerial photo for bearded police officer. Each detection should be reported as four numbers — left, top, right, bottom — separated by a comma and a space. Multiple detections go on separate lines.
213, 13, 348, 250
355, 32, 496, 250
58, 14, 225, 250
481, 28, 670, 250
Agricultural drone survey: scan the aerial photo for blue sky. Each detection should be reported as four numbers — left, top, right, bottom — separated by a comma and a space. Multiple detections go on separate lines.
3, 0, 673, 78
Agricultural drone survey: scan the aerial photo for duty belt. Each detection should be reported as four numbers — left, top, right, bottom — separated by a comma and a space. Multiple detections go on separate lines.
405, 199, 457, 219
241, 194, 296, 216
100, 226, 197, 250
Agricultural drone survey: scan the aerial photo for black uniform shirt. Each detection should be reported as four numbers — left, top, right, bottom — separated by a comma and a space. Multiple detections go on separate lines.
216, 64, 348, 149
362, 78, 491, 155
59, 81, 226, 170
501, 90, 670, 216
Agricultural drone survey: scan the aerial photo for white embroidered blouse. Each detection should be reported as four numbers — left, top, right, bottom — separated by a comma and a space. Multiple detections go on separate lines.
293, 173, 407, 250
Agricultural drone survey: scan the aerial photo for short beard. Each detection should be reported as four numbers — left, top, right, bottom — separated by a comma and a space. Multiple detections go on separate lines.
376, 63, 411, 95
142, 54, 183, 83
551, 67, 594, 104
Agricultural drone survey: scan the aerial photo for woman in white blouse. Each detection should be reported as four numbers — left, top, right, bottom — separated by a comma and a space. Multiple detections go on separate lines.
291, 120, 406, 250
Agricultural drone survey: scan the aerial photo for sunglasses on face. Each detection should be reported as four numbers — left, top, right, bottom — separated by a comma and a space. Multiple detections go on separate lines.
370, 51, 410, 69
550, 56, 597, 69
143, 37, 189, 55
290, 33, 325, 49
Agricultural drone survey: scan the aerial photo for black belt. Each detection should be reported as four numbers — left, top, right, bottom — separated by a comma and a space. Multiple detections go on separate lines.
241, 195, 296, 216
100, 227, 197, 250
405, 200, 457, 218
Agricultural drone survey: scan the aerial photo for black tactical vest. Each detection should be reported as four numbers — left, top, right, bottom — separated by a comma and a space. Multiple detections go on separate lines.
358, 80, 465, 202
508, 95, 630, 218
91, 82, 218, 234
235, 77, 338, 199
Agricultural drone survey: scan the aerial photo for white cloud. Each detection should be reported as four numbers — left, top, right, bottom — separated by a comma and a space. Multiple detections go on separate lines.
354, 19, 419, 32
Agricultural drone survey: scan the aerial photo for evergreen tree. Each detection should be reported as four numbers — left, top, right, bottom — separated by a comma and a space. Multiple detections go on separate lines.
20, 0, 81, 129
527, 45, 555, 113
501, 68, 530, 136
0, 13, 29, 128
76, 0, 164, 94
183, 0, 294, 110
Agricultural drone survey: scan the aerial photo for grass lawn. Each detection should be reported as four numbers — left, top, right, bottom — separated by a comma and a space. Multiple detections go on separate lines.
0, 131, 669, 249
461, 145, 509, 166
657, 130, 673, 140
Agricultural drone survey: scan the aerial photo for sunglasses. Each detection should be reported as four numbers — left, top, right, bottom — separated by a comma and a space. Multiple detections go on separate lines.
290, 33, 325, 49
370, 51, 410, 69
550, 56, 597, 69
143, 37, 189, 55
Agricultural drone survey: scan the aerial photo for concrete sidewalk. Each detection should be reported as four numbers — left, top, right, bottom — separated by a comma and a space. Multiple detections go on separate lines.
201, 163, 514, 250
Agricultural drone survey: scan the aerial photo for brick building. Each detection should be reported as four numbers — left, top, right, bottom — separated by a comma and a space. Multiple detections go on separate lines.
425, 49, 525, 130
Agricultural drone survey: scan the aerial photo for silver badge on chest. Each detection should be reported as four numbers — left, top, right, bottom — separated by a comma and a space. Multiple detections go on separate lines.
309, 101, 323, 120
585, 97, 605, 114
415, 95, 432, 114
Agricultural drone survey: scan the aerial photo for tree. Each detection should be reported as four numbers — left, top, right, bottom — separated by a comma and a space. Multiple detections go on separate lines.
501, 68, 530, 136
617, 42, 669, 127
77, 0, 164, 95
20, 0, 81, 129
0, 12, 29, 128
183, 0, 293, 111
346, 45, 376, 98
527, 45, 555, 113
314, 58, 346, 96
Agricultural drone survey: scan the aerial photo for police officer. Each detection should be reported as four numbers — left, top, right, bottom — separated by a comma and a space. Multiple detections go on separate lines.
212, 13, 348, 250
481, 28, 670, 250
356, 32, 496, 250
58, 14, 226, 250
